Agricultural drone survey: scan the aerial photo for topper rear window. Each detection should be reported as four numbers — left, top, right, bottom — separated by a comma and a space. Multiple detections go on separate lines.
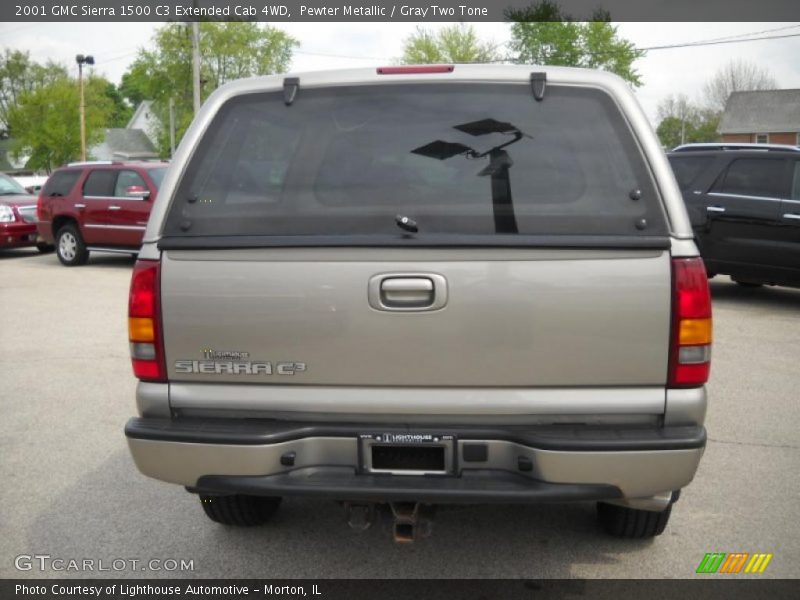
162, 83, 666, 244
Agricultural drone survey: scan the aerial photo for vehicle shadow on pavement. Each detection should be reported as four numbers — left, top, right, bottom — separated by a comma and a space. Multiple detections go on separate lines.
21, 450, 657, 579
81, 254, 138, 269
710, 279, 800, 311
0, 250, 135, 268
0, 249, 42, 260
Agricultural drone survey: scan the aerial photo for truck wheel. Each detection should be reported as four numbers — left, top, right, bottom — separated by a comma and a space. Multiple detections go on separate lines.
596, 502, 671, 538
56, 224, 89, 266
199, 494, 281, 526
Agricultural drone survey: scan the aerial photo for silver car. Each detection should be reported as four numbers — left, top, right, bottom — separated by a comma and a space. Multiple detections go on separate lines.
124, 65, 712, 542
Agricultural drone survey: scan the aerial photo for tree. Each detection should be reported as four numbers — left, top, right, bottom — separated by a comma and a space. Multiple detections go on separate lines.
119, 69, 147, 108
656, 117, 687, 150
692, 110, 721, 143
505, 1, 645, 86
120, 22, 297, 156
655, 94, 720, 148
103, 81, 134, 128
658, 94, 696, 126
400, 24, 501, 64
7, 75, 115, 172
656, 94, 697, 148
0, 49, 67, 130
703, 59, 777, 112
656, 115, 722, 150
655, 59, 776, 148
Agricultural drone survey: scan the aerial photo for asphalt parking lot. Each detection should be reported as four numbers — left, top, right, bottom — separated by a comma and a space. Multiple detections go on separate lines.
1, 247, 799, 579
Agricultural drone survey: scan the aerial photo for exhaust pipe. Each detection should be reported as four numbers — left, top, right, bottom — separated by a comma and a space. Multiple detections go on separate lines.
389, 502, 434, 543
343, 501, 436, 542
344, 502, 377, 531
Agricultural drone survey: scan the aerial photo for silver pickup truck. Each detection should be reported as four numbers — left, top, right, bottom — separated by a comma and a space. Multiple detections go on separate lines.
124, 65, 712, 542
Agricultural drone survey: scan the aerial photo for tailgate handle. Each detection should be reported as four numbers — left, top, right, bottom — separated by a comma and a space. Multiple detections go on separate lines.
382, 277, 433, 306
369, 274, 448, 312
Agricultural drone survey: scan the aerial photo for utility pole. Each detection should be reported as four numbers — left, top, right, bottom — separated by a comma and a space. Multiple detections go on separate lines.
191, 22, 201, 115
75, 54, 95, 161
169, 97, 176, 157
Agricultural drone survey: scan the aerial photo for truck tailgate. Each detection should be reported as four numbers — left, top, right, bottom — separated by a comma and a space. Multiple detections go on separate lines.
161, 247, 671, 387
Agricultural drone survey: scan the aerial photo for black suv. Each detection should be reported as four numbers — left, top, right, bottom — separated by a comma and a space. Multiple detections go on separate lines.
667, 143, 800, 288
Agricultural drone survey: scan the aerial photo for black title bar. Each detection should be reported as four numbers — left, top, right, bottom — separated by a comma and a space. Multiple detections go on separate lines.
4, 0, 800, 22
3, 579, 800, 600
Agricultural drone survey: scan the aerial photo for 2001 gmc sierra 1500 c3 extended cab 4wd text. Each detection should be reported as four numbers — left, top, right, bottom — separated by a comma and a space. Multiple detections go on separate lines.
124, 65, 712, 543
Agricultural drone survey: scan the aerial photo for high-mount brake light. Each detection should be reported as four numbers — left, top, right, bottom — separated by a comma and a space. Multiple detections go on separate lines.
669, 257, 713, 387
377, 65, 455, 75
128, 260, 166, 382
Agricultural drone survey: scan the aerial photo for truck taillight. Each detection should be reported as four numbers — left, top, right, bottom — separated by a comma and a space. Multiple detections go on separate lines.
669, 257, 712, 387
128, 260, 166, 382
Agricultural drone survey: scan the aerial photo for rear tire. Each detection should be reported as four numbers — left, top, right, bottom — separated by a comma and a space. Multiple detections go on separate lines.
199, 494, 282, 526
55, 224, 89, 266
597, 502, 672, 538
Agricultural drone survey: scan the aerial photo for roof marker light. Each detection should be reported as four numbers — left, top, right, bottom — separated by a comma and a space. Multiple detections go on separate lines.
377, 65, 455, 75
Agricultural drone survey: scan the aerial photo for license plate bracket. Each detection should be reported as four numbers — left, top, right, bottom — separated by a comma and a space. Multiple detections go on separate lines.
359, 433, 456, 476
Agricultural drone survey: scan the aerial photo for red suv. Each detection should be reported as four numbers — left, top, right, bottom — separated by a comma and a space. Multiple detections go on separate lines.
37, 161, 168, 266
1, 172, 47, 251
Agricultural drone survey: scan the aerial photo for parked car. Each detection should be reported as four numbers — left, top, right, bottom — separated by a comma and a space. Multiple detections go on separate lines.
667, 143, 800, 288
124, 65, 711, 541
672, 142, 800, 153
0, 172, 50, 252
13, 174, 48, 194
36, 161, 168, 266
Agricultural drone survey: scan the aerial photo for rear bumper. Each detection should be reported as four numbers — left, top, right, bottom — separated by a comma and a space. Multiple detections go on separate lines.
0, 222, 37, 247
196, 468, 622, 504
125, 418, 705, 503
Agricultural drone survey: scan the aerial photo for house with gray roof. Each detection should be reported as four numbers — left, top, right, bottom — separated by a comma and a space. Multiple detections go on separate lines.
719, 89, 800, 146
126, 100, 159, 147
90, 127, 159, 161
88, 99, 162, 161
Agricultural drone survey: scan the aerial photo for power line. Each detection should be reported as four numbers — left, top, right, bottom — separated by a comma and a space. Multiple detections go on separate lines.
96, 48, 141, 65
482, 28, 800, 63
294, 26, 800, 63
640, 31, 800, 51
10, 22, 793, 72
652, 23, 800, 46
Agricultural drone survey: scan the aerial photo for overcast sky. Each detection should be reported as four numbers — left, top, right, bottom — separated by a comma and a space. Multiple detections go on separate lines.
1, 21, 799, 125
